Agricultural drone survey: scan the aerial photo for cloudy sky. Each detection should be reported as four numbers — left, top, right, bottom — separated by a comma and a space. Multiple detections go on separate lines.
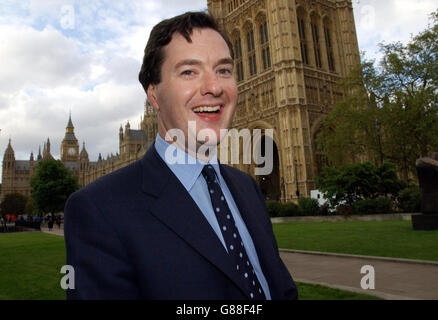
0, 0, 436, 177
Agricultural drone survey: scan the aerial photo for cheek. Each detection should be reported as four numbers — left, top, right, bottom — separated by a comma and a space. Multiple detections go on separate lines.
226, 82, 238, 102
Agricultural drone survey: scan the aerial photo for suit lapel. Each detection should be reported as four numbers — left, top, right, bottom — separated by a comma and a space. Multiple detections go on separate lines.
140, 145, 251, 298
220, 165, 283, 299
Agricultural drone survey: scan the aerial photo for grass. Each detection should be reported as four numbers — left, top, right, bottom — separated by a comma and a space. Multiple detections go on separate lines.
273, 220, 438, 261
296, 282, 381, 300
0, 232, 66, 300
0, 232, 379, 300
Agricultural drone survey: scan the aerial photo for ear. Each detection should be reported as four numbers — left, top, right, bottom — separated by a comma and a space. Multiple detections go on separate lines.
147, 84, 160, 112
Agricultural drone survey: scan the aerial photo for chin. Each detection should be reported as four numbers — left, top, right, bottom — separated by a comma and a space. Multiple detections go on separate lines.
196, 127, 221, 146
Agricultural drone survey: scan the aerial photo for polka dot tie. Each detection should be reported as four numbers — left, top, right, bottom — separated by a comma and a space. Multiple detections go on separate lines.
201, 165, 266, 300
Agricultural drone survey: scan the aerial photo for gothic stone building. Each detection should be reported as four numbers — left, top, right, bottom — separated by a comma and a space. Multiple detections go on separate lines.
1, 103, 157, 202
1, 0, 360, 203
208, 0, 360, 201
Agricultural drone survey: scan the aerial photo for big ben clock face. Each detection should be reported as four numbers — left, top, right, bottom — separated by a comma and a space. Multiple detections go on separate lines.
68, 147, 76, 155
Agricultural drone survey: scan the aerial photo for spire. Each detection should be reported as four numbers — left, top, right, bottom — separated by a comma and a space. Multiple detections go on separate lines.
80, 141, 89, 160
38, 145, 42, 160
43, 138, 54, 160
67, 111, 74, 129
6, 138, 13, 152
3, 137, 15, 160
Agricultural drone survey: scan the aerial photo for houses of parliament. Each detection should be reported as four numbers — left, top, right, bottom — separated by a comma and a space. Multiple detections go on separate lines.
1, 0, 360, 203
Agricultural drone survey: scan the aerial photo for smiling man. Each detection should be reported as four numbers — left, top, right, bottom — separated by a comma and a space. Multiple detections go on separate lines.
64, 11, 297, 300
146, 28, 237, 153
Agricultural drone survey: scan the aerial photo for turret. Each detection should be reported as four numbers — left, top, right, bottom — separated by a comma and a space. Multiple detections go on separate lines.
119, 124, 124, 141
29, 152, 35, 174
43, 138, 54, 160
125, 121, 131, 138
80, 141, 89, 161
2, 138, 15, 171
37, 145, 42, 160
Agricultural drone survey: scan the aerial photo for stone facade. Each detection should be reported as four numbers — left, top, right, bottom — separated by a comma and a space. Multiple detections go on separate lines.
208, 0, 360, 201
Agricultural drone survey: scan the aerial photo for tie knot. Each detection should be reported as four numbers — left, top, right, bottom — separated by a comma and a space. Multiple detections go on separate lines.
201, 165, 217, 183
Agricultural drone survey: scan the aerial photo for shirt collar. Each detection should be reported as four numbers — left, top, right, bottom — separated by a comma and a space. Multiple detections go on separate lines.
154, 134, 221, 192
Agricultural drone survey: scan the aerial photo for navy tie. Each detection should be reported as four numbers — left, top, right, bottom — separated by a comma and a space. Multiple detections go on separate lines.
201, 164, 266, 300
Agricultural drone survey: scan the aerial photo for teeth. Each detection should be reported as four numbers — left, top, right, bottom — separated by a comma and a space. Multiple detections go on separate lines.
193, 105, 221, 113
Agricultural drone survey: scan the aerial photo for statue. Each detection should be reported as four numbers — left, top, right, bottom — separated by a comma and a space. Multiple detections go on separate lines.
412, 152, 438, 230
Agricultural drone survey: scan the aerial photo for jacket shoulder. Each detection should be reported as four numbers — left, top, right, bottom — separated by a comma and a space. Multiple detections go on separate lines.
67, 159, 143, 205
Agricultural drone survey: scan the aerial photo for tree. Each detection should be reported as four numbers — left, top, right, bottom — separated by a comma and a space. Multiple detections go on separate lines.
0, 193, 28, 216
25, 197, 37, 216
30, 159, 79, 215
315, 161, 403, 208
317, 11, 438, 181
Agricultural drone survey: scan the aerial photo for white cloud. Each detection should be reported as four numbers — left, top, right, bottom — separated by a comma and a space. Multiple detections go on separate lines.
0, 25, 90, 93
353, 0, 437, 59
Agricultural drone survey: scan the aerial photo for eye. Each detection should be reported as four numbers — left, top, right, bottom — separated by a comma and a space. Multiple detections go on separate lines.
218, 68, 232, 76
181, 70, 195, 76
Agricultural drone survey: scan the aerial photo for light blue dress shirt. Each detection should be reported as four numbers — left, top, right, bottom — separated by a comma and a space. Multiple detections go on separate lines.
154, 134, 271, 299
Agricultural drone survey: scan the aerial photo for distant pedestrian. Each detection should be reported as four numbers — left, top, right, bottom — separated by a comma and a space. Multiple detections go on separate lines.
48, 217, 54, 231
0, 217, 5, 232
56, 217, 61, 229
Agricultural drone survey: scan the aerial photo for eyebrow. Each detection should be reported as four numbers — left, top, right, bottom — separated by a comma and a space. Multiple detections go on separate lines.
174, 58, 234, 70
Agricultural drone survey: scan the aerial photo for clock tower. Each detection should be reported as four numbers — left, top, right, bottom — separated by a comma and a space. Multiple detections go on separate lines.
61, 113, 79, 163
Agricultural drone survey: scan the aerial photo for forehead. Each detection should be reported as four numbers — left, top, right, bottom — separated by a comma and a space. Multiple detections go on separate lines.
162, 28, 232, 64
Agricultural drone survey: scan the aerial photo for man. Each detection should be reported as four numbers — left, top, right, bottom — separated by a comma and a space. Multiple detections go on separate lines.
65, 11, 297, 300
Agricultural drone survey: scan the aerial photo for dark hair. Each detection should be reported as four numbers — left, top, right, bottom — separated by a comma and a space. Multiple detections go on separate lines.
138, 11, 233, 92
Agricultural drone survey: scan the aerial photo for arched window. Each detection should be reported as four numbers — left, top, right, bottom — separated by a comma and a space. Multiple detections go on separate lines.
233, 35, 244, 82
324, 18, 336, 72
311, 14, 322, 68
259, 20, 271, 70
297, 9, 309, 65
246, 27, 257, 76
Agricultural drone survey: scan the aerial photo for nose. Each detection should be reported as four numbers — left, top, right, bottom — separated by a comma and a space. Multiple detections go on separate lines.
200, 70, 223, 97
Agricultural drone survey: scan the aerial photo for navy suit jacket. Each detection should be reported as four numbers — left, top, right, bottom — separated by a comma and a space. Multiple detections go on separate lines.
64, 144, 298, 300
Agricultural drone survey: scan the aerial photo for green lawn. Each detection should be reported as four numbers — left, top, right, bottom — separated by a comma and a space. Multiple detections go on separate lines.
0, 232, 379, 300
0, 232, 66, 300
273, 220, 438, 261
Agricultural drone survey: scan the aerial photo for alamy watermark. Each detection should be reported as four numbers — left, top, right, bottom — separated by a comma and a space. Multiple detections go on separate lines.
164, 121, 274, 176
60, 265, 75, 290
60, 5, 75, 30
360, 265, 375, 290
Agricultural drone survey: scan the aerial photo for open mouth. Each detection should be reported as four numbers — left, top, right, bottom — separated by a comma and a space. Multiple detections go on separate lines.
192, 105, 221, 114
192, 105, 223, 120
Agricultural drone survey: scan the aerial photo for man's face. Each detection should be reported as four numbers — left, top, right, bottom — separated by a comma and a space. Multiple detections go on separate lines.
147, 27, 238, 153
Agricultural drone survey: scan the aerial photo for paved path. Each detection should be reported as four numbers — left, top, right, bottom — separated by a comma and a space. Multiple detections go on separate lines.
280, 250, 438, 300
41, 226, 64, 236
40, 227, 438, 300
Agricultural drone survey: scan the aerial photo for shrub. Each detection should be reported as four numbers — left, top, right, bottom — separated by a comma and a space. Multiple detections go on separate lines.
319, 203, 331, 216
265, 201, 282, 217
279, 202, 300, 217
397, 186, 421, 213
315, 161, 403, 207
353, 197, 393, 215
337, 204, 354, 217
298, 197, 320, 216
